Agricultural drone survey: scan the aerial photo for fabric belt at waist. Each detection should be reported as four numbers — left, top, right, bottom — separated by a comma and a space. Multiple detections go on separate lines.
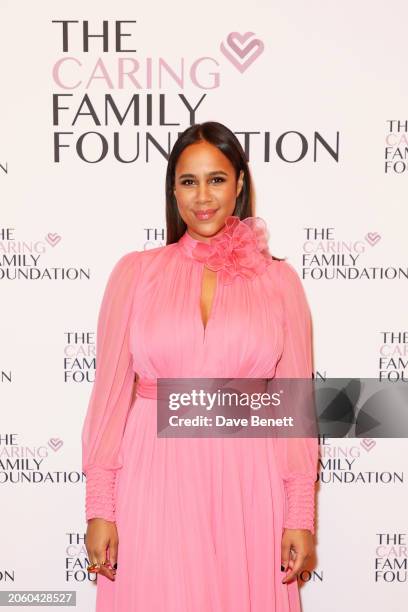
135, 377, 272, 401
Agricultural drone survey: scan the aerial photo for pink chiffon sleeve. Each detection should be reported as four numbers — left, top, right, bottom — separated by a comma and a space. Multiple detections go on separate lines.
273, 260, 318, 534
81, 251, 141, 523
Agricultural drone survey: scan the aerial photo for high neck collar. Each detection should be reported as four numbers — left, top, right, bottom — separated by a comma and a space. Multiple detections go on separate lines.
176, 215, 273, 285
177, 226, 226, 259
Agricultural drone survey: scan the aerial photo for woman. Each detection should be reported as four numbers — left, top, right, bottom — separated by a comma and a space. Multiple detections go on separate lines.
82, 121, 318, 611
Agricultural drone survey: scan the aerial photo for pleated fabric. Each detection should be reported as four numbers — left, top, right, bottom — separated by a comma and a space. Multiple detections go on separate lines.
82, 224, 318, 612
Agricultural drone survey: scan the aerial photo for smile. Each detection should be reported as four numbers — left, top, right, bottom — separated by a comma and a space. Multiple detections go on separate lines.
195, 209, 218, 221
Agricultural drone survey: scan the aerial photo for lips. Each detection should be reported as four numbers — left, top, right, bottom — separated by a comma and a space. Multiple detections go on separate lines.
195, 209, 218, 220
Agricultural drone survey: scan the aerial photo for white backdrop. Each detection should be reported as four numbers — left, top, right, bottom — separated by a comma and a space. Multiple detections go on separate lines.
1, 1, 407, 610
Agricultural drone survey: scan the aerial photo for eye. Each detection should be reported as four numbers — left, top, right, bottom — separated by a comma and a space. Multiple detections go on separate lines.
179, 176, 226, 186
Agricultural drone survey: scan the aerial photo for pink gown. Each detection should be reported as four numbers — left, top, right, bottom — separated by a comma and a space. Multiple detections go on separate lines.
81, 216, 318, 612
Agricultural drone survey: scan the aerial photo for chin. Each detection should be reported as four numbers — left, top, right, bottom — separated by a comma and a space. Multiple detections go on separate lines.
193, 220, 227, 239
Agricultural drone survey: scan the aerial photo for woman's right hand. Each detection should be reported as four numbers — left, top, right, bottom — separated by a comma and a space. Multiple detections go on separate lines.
85, 518, 118, 581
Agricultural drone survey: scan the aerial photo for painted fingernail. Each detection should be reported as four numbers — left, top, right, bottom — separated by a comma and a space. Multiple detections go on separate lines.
281, 564, 285, 571
113, 563, 118, 570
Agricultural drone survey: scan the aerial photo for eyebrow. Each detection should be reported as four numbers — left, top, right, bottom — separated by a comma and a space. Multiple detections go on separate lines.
177, 170, 229, 179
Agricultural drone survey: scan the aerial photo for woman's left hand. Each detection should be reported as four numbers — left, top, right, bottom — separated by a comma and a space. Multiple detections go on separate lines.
281, 528, 314, 584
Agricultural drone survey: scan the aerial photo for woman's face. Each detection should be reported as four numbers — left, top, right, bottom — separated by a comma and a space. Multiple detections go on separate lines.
173, 140, 244, 242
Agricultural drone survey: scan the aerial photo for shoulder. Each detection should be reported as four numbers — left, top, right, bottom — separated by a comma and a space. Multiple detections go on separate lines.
276, 259, 301, 283
107, 250, 142, 280
270, 258, 307, 300
266, 257, 299, 281
108, 243, 175, 278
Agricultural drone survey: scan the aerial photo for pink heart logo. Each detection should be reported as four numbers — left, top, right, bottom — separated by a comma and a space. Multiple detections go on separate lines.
48, 437, 63, 451
360, 438, 376, 452
220, 32, 264, 73
365, 232, 381, 246
45, 232, 61, 247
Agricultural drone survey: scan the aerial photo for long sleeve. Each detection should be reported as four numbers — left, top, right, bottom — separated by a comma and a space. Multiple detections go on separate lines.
273, 260, 318, 534
81, 250, 142, 523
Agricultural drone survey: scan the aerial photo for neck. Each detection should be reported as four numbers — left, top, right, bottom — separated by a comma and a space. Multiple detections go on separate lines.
186, 225, 227, 244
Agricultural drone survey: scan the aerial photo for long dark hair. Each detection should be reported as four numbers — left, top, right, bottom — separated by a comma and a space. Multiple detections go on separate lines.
165, 121, 253, 245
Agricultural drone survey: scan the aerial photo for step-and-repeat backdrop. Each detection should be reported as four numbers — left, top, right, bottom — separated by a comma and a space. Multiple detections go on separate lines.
1, 2, 407, 611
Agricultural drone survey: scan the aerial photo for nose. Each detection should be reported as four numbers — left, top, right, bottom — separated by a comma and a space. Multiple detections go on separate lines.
196, 180, 212, 204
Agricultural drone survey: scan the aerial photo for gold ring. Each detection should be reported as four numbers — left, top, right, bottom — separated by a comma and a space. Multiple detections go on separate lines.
87, 562, 101, 573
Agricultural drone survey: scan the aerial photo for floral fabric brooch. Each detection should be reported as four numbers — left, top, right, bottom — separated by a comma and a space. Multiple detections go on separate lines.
191, 215, 273, 284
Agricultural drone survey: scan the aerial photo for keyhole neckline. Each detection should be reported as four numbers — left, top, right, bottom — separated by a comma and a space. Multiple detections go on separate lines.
199, 265, 219, 342
177, 229, 220, 343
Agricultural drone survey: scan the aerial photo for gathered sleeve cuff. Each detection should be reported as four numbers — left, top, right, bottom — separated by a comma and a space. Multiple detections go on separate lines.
273, 260, 318, 535
85, 466, 117, 523
81, 251, 141, 523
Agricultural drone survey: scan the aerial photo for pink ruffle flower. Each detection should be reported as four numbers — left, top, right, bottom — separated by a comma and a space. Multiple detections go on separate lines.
191, 215, 273, 284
